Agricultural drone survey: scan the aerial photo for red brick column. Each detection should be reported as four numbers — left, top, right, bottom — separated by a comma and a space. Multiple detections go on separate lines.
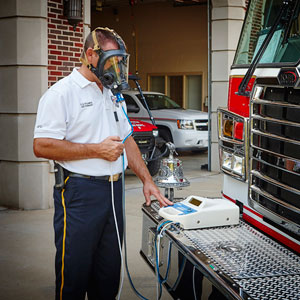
47, 0, 84, 87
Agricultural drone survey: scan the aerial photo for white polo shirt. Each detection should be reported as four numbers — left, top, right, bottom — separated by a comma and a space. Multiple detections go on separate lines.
34, 68, 132, 176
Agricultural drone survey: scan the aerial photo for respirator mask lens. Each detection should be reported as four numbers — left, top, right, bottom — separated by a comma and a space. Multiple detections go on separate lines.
101, 54, 129, 91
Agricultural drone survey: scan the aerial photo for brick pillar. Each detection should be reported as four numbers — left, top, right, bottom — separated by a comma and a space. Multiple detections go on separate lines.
210, 0, 246, 171
47, 0, 83, 86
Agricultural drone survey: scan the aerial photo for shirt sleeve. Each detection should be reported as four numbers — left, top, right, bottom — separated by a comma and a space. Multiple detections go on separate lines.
34, 89, 67, 140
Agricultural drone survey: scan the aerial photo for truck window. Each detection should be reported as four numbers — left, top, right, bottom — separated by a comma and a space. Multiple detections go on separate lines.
136, 94, 181, 110
234, 0, 300, 65
123, 94, 139, 109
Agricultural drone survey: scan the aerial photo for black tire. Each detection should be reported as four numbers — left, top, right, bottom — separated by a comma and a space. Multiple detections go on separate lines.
159, 128, 172, 142
147, 148, 162, 176
159, 128, 173, 156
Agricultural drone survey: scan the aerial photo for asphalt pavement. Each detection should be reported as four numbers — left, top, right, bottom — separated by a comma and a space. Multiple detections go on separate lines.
0, 151, 223, 300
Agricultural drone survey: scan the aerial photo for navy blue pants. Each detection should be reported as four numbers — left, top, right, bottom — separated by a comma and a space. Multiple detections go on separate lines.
53, 176, 123, 300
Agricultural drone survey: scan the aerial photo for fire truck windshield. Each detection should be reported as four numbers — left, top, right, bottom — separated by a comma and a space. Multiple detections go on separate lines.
234, 0, 300, 65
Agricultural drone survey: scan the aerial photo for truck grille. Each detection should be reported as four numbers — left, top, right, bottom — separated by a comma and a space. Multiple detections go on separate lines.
249, 85, 300, 236
132, 132, 154, 153
194, 119, 208, 131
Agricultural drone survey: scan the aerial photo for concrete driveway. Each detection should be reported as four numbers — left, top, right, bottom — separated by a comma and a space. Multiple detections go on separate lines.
0, 152, 223, 300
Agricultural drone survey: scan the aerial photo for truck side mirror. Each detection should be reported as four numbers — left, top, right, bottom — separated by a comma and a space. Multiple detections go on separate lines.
127, 104, 140, 113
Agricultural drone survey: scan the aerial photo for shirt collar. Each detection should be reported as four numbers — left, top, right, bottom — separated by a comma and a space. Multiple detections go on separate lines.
70, 68, 93, 88
70, 68, 113, 97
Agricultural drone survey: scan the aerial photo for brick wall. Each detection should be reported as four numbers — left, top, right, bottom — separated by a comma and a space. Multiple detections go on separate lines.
248, 0, 263, 63
48, 0, 84, 87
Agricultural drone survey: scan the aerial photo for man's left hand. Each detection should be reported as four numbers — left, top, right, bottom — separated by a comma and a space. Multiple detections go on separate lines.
143, 180, 173, 207
124, 136, 173, 207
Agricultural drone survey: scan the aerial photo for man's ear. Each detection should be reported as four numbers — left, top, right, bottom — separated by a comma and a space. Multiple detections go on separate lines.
86, 48, 95, 63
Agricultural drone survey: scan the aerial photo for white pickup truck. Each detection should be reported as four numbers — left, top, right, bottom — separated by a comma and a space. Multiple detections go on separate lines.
122, 90, 209, 152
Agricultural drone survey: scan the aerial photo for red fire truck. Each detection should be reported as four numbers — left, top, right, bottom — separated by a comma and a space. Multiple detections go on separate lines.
139, 0, 300, 299
218, 0, 300, 253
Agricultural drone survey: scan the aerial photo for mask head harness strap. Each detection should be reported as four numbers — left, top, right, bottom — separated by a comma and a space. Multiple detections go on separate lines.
80, 27, 129, 93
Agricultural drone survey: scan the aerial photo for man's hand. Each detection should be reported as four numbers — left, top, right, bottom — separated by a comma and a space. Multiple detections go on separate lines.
143, 179, 174, 207
97, 136, 124, 161
124, 136, 173, 207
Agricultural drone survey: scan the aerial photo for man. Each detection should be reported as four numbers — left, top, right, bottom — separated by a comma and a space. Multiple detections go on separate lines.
33, 27, 172, 300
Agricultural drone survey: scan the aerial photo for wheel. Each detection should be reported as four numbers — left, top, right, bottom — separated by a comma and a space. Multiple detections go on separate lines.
159, 128, 173, 156
159, 128, 172, 143
147, 148, 162, 176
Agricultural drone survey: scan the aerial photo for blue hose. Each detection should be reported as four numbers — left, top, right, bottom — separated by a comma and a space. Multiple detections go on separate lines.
115, 92, 134, 144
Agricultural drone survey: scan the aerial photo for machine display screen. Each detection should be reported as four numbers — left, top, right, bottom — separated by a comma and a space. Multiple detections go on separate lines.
189, 198, 202, 207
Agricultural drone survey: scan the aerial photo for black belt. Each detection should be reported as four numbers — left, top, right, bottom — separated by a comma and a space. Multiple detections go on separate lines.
65, 170, 122, 182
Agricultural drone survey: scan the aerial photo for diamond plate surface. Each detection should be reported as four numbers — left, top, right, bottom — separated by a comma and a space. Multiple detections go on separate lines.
150, 201, 300, 299
184, 222, 300, 279
238, 275, 300, 300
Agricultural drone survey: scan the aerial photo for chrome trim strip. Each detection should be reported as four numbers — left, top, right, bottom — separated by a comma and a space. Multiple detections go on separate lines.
252, 156, 300, 177
220, 143, 244, 154
252, 98, 300, 108
220, 167, 246, 182
251, 114, 300, 127
251, 144, 299, 162
250, 184, 300, 213
217, 107, 246, 120
251, 128, 300, 146
251, 169, 300, 198
219, 136, 244, 146
244, 119, 250, 182
217, 110, 222, 139
249, 191, 300, 232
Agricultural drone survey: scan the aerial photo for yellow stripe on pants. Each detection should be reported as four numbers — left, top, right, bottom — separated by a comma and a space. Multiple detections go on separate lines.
60, 177, 69, 300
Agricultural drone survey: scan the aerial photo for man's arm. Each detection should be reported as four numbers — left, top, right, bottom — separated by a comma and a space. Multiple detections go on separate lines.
124, 136, 173, 207
33, 136, 124, 162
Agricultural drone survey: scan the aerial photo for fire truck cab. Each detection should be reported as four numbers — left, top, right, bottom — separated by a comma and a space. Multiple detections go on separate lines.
218, 0, 300, 252
140, 0, 300, 299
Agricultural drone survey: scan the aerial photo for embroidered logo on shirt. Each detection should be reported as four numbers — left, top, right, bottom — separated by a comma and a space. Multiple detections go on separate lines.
111, 95, 119, 107
80, 101, 93, 108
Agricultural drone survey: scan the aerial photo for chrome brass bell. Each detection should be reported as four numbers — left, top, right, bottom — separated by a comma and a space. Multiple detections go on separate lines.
154, 142, 190, 201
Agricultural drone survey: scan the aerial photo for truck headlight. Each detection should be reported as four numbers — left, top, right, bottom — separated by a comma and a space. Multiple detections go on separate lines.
221, 151, 245, 177
232, 155, 244, 175
177, 120, 194, 130
152, 129, 159, 137
218, 108, 248, 181
222, 151, 232, 170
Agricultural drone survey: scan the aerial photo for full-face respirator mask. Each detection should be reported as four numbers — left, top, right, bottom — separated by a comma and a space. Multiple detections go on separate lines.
80, 27, 130, 95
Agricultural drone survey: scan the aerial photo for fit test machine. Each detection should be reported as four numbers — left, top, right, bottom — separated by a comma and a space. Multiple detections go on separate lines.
159, 195, 239, 230
139, 143, 300, 300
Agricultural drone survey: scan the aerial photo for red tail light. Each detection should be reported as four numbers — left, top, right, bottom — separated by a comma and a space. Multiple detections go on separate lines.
228, 76, 256, 117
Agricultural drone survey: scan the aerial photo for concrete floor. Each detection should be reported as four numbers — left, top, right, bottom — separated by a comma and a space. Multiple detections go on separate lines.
0, 152, 223, 300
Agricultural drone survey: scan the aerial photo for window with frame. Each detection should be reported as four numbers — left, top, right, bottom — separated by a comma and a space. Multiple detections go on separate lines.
148, 74, 203, 111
